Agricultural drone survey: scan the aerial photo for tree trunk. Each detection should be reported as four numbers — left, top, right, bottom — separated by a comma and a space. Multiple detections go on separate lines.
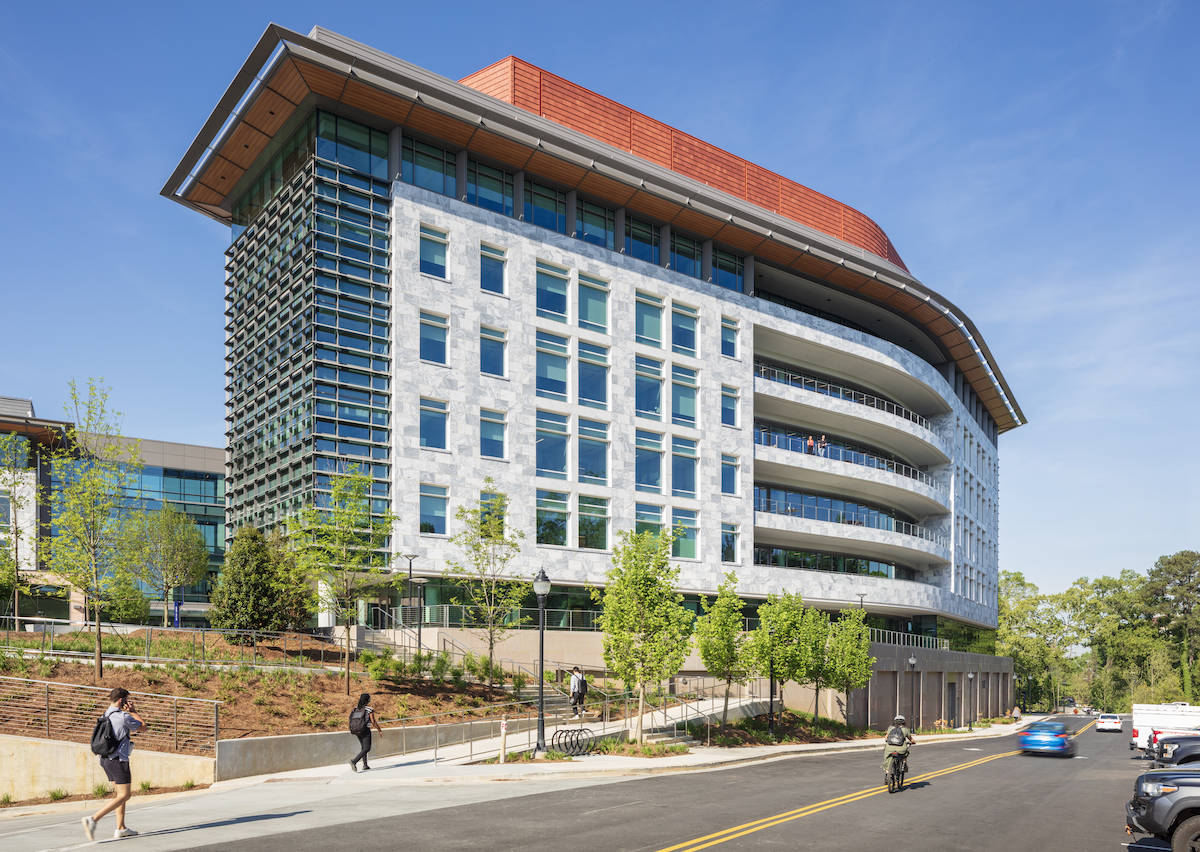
721, 678, 731, 728
345, 625, 352, 696
93, 598, 103, 681
488, 636, 495, 690
163, 585, 171, 627
12, 587, 19, 634
636, 686, 646, 744
814, 682, 821, 722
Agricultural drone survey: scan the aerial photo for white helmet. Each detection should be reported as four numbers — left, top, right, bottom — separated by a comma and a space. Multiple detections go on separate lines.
894, 715, 905, 724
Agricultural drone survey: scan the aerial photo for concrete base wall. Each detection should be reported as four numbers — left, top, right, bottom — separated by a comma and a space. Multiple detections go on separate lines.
0, 735, 214, 802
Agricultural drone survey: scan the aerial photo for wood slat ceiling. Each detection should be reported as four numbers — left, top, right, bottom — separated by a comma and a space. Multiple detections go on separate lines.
576, 171, 637, 207
624, 190, 682, 222
468, 128, 535, 171
713, 223, 767, 253
292, 58, 349, 101
670, 207, 724, 239
241, 88, 295, 138
341, 79, 413, 126
266, 57, 308, 105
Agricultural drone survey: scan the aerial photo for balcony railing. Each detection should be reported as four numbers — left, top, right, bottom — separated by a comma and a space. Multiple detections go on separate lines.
754, 497, 948, 548
754, 361, 930, 430
390, 605, 600, 631
869, 627, 950, 651
754, 428, 946, 495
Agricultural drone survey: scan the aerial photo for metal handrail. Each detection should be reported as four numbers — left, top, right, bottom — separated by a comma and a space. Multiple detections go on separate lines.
754, 361, 930, 430
754, 428, 945, 494
399, 604, 601, 632
869, 628, 950, 651
754, 498, 948, 548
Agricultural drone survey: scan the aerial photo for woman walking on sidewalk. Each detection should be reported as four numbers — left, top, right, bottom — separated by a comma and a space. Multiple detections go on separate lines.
348, 693, 382, 772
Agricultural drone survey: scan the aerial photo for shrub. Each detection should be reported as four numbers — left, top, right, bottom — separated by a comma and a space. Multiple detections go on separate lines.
183, 779, 195, 790
430, 651, 451, 682
48, 788, 68, 801
450, 667, 465, 688
139, 780, 152, 793
92, 783, 111, 798
511, 669, 527, 696
1, 793, 11, 805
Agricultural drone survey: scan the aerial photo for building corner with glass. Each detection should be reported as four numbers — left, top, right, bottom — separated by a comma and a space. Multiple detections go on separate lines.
161, 24, 1026, 726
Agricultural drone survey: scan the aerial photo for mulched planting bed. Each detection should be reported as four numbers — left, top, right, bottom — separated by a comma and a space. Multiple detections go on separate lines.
0, 783, 212, 809
688, 710, 883, 747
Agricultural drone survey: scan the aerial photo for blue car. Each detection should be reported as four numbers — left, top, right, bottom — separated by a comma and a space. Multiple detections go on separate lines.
1020, 721, 1076, 757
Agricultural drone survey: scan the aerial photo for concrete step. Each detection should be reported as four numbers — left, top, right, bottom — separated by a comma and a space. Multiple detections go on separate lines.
644, 732, 696, 746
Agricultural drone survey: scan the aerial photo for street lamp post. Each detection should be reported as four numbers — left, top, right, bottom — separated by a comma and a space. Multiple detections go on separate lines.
402, 552, 418, 641
856, 593, 867, 610
533, 568, 551, 756
967, 671, 975, 732
908, 655, 918, 728
768, 627, 776, 740
411, 577, 428, 653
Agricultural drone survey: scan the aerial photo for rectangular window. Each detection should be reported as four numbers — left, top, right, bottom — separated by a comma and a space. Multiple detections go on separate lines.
420, 484, 447, 534
721, 316, 739, 358
625, 216, 660, 264
577, 341, 608, 410
468, 160, 514, 216
714, 249, 744, 292
671, 304, 698, 356
576, 200, 615, 250
535, 410, 569, 480
481, 409, 505, 458
525, 182, 567, 233
635, 356, 663, 420
536, 260, 569, 322
635, 429, 662, 493
670, 233, 702, 279
672, 437, 697, 498
721, 523, 739, 563
635, 503, 663, 536
419, 312, 448, 364
578, 418, 608, 485
578, 495, 609, 550
419, 398, 447, 449
635, 292, 663, 347
578, 273, 609, 333
481, 490, 505, 534
536, 331, 569, 401
672, 508, 698, 559
480, 327, 506, 377
402, 137, 457, 197
419, 225, 448, 278
536, 489, 568, 545
672, 366, 698, 427
481, 244, 506, 294
721, 454, 738, 496
721, 386, 739, 427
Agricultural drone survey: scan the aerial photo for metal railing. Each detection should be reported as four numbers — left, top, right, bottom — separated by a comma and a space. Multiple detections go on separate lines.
754, 361, 930, 430
869, 628, 950, 651
0, 676, 220, 755
754, 498, 948, 548
754, 428, 945, 494
393, 605, 601, 632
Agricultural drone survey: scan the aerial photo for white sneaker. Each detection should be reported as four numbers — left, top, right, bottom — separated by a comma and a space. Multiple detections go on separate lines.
114, 827, 138, 838
81, 817, 96, 840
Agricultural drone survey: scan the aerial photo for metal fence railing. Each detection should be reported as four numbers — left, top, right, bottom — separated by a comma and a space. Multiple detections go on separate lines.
0, 676, 220, 755
754, 497, 948, 548
392, 605, 600, 632
869, 628, 950, 651
754, 361, 930, 430
753, 427, 945, 494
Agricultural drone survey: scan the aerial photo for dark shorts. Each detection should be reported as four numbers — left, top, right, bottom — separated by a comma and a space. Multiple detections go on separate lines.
100, 757, 132, 785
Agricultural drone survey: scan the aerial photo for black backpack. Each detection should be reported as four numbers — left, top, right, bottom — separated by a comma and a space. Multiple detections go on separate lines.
90, 711, 125, 758
349, 708, 369, 736
885, 726, 907, 747
577, 676, 588, 697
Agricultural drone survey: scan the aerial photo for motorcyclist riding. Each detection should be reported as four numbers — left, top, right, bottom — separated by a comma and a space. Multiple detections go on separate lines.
882, 714, 916, 780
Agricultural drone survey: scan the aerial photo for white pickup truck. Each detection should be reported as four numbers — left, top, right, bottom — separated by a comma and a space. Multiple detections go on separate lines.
1131, 703, 1200, 753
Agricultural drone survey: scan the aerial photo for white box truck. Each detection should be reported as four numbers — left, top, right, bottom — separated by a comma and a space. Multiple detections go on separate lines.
1131, 703, 1200, 752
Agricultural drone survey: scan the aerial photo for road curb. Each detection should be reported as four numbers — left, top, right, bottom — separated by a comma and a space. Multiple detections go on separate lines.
0, 786, 213, 821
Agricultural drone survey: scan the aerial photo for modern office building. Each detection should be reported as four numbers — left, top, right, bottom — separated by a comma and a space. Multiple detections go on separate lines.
162, 25, 1025, 716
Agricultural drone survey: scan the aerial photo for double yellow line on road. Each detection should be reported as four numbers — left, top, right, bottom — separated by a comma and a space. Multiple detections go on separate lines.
656, 750, 1022, 852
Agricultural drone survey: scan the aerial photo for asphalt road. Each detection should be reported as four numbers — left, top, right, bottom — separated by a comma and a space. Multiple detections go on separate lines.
3, 717, 1151, 852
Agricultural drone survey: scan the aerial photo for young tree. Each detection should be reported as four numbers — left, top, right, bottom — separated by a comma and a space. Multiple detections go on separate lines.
695, 571, 752, 728
102, 571, 151, 624
444, 480, 527, 688
125, 503, 210, 626
747, 590, 812, 714
266, 528, 314, 632
288, 465, 397, 695
826, 608, 875, 727
208, 526, 277, 634
0, 432, 40, 630
44, 379, 142, 681
799, 606, 832, 721
594, 529, 694, 743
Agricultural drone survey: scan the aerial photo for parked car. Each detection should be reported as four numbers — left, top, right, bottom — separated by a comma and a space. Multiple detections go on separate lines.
1153, 736, 1200, 768
1127, 768, 1200, 847
1019, 721, 1075, 757
1097, 714, 1123, 732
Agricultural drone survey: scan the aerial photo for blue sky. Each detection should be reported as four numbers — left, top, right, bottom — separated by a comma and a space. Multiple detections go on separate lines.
0, 1, 1195, 594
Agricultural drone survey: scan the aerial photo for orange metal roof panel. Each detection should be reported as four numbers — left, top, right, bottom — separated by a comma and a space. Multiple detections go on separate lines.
746, 163, 780, 213
459, 57, 513, 103
671, 133, 745, 198
540, 74, 631, 151
630, 113, 671, 168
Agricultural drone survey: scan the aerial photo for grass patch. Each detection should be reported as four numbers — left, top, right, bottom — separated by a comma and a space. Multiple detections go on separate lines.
479, 749, 573, 764
48, 788, 68, 801
596, 739, 689, 757
92, 783, 111, 798
686, 710, 877, 747
1, 793, 13, 806
183, 779, 195, 790
139, 780, 152, 793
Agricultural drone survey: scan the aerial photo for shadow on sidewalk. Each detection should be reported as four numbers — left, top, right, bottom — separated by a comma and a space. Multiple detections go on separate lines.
129, 810, 312, 838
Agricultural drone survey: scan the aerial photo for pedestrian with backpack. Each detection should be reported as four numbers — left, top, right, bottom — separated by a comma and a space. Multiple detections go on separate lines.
82, 688, 148, 841
569, 667, 588, 718
348, 692, 382, 772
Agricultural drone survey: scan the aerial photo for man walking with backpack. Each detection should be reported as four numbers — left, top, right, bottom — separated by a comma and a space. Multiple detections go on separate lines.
569, 667, 587, 719
348, 693, 382, 772
82, 687, 148, 840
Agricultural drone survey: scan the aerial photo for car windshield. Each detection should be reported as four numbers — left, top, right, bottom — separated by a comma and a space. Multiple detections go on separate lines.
1101, 715, 1118, 719
1027, 723, 1066, 733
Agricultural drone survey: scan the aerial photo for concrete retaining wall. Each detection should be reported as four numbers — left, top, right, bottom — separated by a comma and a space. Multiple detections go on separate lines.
0, 735, 214, 802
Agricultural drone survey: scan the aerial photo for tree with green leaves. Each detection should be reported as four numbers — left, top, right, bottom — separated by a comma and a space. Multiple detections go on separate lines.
695, 571, 752, 728
208, 526, 277, 634
594, 528, 694, 743
266, 528, 314, 632
44, 379, 142, 680
0, 432, 40, 630
101, 570, 150, 624
444, 480, 527, 688
288, 465, 397, 694
799, 606, 832, 720
1143, 551, 1200, 674
125, 503, 210, 626
747, 590, 812, 724
827, 608, 875, 726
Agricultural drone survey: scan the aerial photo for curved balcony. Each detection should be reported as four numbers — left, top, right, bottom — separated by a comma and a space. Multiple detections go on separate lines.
755, 497, 945, 548
754, 427, 943, 493
753, 502, 950, 569
754, 361, 928, 428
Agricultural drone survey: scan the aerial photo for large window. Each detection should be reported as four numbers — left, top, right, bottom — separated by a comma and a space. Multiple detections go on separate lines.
536, 331, 569, 401
536, 490, 568, 545
672, 509, 698, 559
420, 484, 447, 534
481, 244, 506, 294
671, 233, 702, 279
721, 386, 739, 427
481, 409, 506, 458
635, 430, 662, 493
671, 366, 697, 427
468, 160, 514, 216
672, 437, 697, 498
525, 182, 567, 233
721, 316, 739, 358
635, 292, 663, 347
578, 274, 609, 333
419, 312, 448, 364
536, 261, 569, 322
480, 327, 506, 377
536, 410, 569, 480
578, 496, 609, 550
318, 113, 388, 179
714, 249, 744, 292
635, 356, 663, 420
672, 304, 698, 356
578, 342, 608, 410
721, 454, 738, 495
419, 398, 448, 449
625, 217, 660, 264
419, 225, 448, 278
402, 136, 456, 197
753, 545, 915, 581
578, 418, 608, 485
635, 503, 663, 536
577, 200, 615, 249
721, 523, 739, 564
